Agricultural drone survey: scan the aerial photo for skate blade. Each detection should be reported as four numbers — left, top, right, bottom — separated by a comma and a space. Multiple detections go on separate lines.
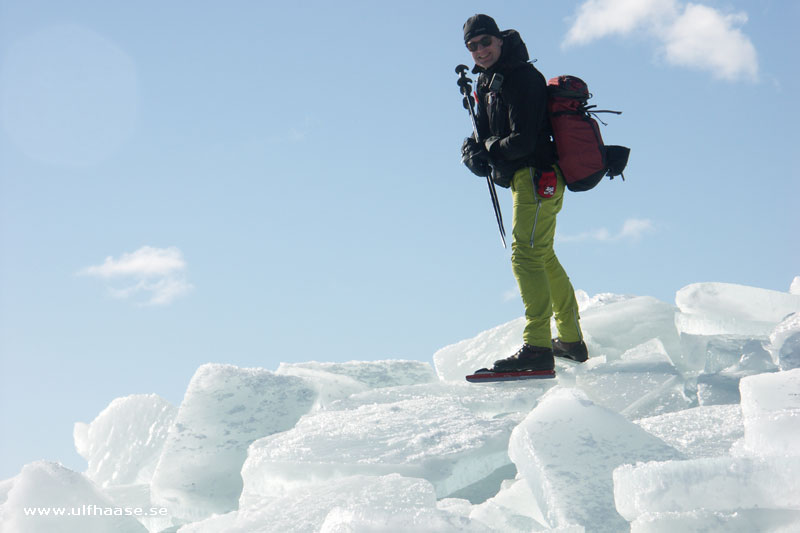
466, 368, 556, 383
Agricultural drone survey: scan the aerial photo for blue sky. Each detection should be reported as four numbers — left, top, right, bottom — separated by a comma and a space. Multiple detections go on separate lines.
1, 0, 797, 478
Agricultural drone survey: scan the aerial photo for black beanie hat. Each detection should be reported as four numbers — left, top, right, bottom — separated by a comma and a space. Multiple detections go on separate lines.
463, 14, 502, 43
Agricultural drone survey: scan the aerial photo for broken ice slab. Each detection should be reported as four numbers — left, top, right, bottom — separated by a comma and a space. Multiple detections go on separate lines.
769, 313, 800, 370
628, 509, 800, 533
74, 393, 177, 487
508, 388, 683, 533
276, 359, 438, 409
575, 339, 694, 420
580, 296, 682, 367
676, 282, 800, 327
180, 474, 493, 533
467, 477, 549, 533
329, 379, 555, 422
675, 282, 800, 372
240, 396, 518, 503
614, 456, 800, 521
695, 375, 739, 408
675, 282, 800, 373
692, 337, 778, 406
739, 368, 800, 456
635, 404, 743, 459
150, 364, 317, 521
276, 359, 437, 388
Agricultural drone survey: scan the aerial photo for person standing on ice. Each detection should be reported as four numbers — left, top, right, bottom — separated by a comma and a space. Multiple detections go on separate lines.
460, 14, 588, 372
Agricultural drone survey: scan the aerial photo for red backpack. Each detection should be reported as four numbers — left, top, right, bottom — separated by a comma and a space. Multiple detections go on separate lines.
547, 75, 630, 192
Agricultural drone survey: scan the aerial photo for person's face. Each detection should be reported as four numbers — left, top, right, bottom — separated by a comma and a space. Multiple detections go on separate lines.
467, 34, 502, 69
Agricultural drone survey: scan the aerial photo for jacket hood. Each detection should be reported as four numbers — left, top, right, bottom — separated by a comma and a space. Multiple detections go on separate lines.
472, 29, 530, 74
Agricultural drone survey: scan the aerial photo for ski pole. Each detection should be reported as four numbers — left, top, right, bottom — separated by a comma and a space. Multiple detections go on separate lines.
455, 65, 506, 249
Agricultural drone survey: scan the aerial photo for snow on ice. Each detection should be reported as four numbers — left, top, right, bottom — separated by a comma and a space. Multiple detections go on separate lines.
1, 280, 800, 532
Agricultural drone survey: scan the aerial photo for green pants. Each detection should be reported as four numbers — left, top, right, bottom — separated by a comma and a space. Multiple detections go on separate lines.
510, 166, 582, 348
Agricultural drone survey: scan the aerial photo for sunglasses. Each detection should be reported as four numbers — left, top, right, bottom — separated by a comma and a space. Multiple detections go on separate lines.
466, 36, 493, 52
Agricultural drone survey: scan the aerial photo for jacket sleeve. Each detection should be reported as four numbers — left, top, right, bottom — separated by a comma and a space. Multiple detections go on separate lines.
487, 67, 547, 161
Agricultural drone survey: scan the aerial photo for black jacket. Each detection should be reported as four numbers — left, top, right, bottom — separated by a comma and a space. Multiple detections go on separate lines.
473, 30, 555, 187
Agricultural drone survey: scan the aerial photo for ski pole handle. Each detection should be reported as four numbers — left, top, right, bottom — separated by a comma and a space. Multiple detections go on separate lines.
455, 65, 480, 142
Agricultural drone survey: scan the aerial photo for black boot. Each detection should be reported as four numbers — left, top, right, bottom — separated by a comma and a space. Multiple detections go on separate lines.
491, 344, 554, 372
552, 338, 589, 363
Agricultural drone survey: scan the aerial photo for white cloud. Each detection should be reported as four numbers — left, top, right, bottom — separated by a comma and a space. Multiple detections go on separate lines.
564, 0, 758, 81
662, 4, 758, 81
82, 246, 186, 278
558, 218, 654, 243
618, 218, 655, 240
80, 246, 192, 305
564, 0, 678, 45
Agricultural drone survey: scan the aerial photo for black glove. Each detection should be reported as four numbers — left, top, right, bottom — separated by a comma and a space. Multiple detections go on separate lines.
461, 137, 491, 177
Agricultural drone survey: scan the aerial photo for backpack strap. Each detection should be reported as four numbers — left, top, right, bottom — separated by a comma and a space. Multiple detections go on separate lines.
582, 105, 622, 126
